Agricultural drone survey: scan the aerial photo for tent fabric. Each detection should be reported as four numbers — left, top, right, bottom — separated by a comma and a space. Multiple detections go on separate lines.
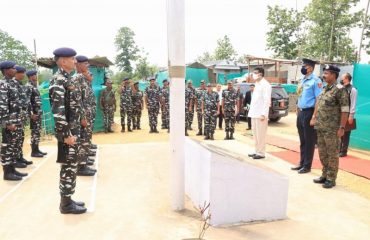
217, 71, 248, 85
156, 67, 209, 88
281, 84, 298, 94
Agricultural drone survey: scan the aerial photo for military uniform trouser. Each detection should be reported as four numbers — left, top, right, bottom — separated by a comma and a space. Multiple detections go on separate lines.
120, 107, 132, 127
1, 128, 19, 166
185, 108, 191, 129
317, 130, 340, 182
103, 106, 114, 130
224, 110, 236, 133
30, 116, 42, 145
204, 111, 217, 135
340, 130, 352, 154
132, 108, 142, 128
197, 110, 203, 131
189, 105, 195, 126
297, 109, 316, 169
59, 139, 80, 197
148, 107, 159, 128
18, 124, 25, 159
161, 106, 170, 128
78, 117, 93, 166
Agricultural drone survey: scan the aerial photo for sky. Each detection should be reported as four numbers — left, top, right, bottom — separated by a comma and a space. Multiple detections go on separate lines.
0, 0, 369, 69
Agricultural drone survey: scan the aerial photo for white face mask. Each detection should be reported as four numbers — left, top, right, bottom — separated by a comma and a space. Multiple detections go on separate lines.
252, 73, 259, 80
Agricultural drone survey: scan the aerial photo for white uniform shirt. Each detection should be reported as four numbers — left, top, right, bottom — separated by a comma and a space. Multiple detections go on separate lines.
248, 78, 272, 118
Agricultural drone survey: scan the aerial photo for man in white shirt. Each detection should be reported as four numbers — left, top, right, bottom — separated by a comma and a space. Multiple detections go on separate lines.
247, 67, 272, 159
216, 84, 223, 129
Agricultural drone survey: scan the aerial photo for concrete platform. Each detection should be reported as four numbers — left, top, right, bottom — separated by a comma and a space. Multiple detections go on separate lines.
0, 142, 369, 240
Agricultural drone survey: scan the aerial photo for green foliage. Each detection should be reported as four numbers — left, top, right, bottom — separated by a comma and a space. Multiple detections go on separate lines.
110, 71, 131, 85
214, 35, 237, 60
196, 51, 215, 64
266, 5, 305, 59
133, 50, 158, 81
364, 15, 370, 55
38, 68, 53, 84
114, 27, 139, 74
0, 29, 34, 70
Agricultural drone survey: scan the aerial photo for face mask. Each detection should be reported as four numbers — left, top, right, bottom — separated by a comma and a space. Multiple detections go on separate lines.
301, 66, 308, 75
252, 73, 259, 80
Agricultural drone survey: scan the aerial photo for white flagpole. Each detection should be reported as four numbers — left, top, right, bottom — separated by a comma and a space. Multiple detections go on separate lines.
167, 0, 185, 210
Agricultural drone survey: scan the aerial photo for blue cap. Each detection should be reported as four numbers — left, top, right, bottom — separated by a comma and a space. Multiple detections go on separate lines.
123, 77, 129, 81
302, 58, 317, 67
0, 61, 16, 70
26, 70, 37, 77
162, 79, 168, 83
323, 64, 340, 73
15, 66, 26, 73
76, 55, 88, 63
53, 47, 77, 57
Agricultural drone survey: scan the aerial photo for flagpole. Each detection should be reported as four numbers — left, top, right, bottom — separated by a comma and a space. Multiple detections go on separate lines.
33, 38, 39, 86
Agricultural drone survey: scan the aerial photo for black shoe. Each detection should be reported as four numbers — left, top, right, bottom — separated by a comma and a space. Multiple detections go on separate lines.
36, 145, 47, 155
313, 176, 327, 184
13, 166, 28, 177
196, 130, 203, 136
72, 199, 85, 207
13, 161, 27, 168
253, 155, 265, 160
108, 128, 114, 133
323, 180, 336, 189
60, 197, 87, 214
291, 165, 303, 171
128, 126, 132, 132
204, 135, 210, 140
298, 168, 311, 174
121, 125, 125, 132
248, 153, 256, 158
31, 151, 44, 158
224, 132, 230, 140
229, 133, 235, 140
3, 166, 22, 181
19, 157, 33, 165
90, 144, 97, 149
77, 166, 96, 176
210, 134, 214, 140
339, 152, 347, 157
87, 159, 95, 166
153, 128, 159, 133
137, 127, 141, 130
246, 128, 251, 130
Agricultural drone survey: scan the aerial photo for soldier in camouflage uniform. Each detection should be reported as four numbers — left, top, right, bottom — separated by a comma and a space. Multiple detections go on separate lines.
202, 83, 220, 140
185, 80, 194, 136
49, 48, 86, 214
195, 80, 207, 135
187, 81, 196, 130
100, 79, 116, 133
132, 82, 143, 130
73, 55, 97, 176
222, 81, 239, 140
145, 78, 161, 133
160, 79, 170, 130
0, 61, 28, 181
120, 77, 133, 132
312, 65, 349, 189
25, 70, 47, 158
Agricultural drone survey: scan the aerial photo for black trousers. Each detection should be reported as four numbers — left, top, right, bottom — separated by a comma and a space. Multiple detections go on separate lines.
247, 117, 252, 129
297, 109, 316, 169
218, 106, 224, 128
340, 131, 351, 154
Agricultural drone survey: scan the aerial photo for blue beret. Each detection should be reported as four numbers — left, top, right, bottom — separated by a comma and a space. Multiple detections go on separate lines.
302, 58, 316, 67
0, 61, 16, 70
323, 64, 340, 73
15, 66, 26, 73
53, 47, 77, 57
76, 55, 88, 63
26, 70, 37, 77
162, 79, 168, 83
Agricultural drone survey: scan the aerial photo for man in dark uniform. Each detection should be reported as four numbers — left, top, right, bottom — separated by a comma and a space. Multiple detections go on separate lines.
0, 61, 28, 180
49, 47, 86, 214
187, 80, 196, 130
100, 79, 116, 133
243, 84, 255, 130
132, 82, 143, 130
311, 65, 349, 188
222, 80, 239, 140
202, 83, 220, 140
160, 79, 170, 130
120, 77, 133, 132
25, 70, 47, 157
291, 58, 322, 174
195, 80, 207, 135
145, 78, 161, 133
185, 80, 194, 136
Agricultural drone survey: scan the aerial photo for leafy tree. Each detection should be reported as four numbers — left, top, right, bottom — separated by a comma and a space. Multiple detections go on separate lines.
363, 15, 370, 57
303, 0, 362, 62
0, 29, 34, 70
114, 27, 139, 73
38, 68, 53, 84
110, 71, 131, 86
196, 51, 215, 64
134, 52, 151, 80
214, 35, 237, 60
266, 6, 305, 59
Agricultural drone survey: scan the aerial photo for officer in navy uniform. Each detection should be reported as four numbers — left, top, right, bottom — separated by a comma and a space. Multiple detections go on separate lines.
291, 58, 322, 174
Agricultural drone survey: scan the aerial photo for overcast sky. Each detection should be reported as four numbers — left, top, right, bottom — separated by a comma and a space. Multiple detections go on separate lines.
0, 0, 368, 69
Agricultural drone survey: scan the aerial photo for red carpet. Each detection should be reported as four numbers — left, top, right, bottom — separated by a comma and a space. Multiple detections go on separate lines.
265, 135, 370, 179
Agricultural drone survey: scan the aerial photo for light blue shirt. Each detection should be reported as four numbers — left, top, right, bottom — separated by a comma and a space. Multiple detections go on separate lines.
297, 73, 322, 109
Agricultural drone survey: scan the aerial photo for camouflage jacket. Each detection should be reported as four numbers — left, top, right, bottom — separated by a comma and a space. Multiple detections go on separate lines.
315, 83, 349, 132
13, 79, 29, 121
49, 68, 85, 141
132, 90, 144, 110
145, 85, 160, 109
0, 78, 23, 126
73, 73, 95, 119
203, 91, 219, 113
0, 79, 8, 126
161, 87, 170, 109
185, 87, 194, 110
222, 88, 238, 111
100, 88, 116, 108
120, 85, 133, 109
24, 81, 42, 116
195, 88, 207, 111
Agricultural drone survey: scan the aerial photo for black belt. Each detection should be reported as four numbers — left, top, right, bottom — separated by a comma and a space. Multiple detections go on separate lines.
298, 107, 314, 112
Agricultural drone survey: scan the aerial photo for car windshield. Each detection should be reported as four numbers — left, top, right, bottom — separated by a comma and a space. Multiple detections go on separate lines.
272, 87, 288, 99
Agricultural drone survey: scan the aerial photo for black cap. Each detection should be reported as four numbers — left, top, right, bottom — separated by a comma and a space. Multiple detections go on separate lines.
76, 55, 89, 62
53, 47, 77, 57
250, 83, 255, 87
0, 61, 16, 70
323, 64, 340, 73
302, 58, 316, 67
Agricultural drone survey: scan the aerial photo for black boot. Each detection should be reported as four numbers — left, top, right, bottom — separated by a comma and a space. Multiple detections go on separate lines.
121, 125, 125, 133
90, 144, 97, 149
87, 159, 95, 166
3, 165, 22, 181
108, 127, 114, 133
133, 125, 137, 130
230, 132, 235, 140
224, 132, 230, 140
77, 165, 96, 176
36, 144, 47, 155
60, 196, 87, 214
196, 129, 203, 136
88, 150, 96, 157
128, 125, 132, 132
210, 133, 214, 140
153, 127, 159, 133
149, 126, 154, 133
19, 155, 33, 165
13, 160, 27, 168
31, 144, 43, 158
12, 166, 28, 177
204, 133, 210, 140
185, 127, 189, 136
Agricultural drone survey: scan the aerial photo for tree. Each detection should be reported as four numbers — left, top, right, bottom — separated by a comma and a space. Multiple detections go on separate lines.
266, 6, 305, 59
110, 71, 131, 85
303, 0, 362, 62
0, 29, 34, 69
114, 27, 139, 73
214, 35, 237, 60
38, 68, 53, 85
196, 51, 215, 64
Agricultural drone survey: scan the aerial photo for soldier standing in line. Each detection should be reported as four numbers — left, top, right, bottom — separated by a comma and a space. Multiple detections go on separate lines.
132, 82, 143, 130
195, 80, 207, 136
187, 80, 196, 130
160, 79, 170, 130
25, 70, 47, 158
202, 83, 220, 140
185, 80, 194, 136
100, 79, 116, 133
73, 55, 96, 176
0, 61, 28, 180
145, 77, 161, 133
311, 65, 349, 189
49, 48, 86, 214
222, 80, 239, 140
120, 77, 133, 132
87, 72, 97, 152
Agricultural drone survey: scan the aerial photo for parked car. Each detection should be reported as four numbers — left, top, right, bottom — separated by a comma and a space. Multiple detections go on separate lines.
234, 82, 289, 122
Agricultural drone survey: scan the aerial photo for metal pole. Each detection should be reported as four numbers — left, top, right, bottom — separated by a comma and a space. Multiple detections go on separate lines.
358, 0, 370, 63
167, 0, 185, 211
